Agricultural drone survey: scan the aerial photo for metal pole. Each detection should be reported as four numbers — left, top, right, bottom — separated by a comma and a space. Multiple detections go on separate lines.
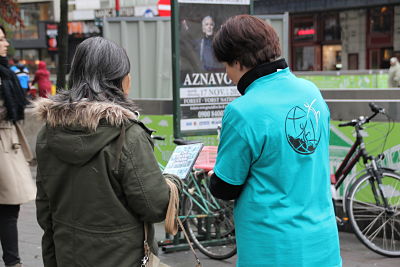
115, 0, 120, 16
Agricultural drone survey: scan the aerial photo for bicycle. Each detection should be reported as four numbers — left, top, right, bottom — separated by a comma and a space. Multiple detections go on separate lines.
333, 103, 400, 257
152, 136, 237, 260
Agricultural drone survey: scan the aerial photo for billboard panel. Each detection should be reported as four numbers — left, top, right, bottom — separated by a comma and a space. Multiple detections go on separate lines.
173, 0, 251, 136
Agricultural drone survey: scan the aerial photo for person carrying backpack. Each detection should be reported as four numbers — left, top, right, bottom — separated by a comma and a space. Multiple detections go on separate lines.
10, 57, 30, 93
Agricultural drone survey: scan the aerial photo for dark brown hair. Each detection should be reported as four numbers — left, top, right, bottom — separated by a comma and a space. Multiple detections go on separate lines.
213, 15, 281, 68
0, 25, 6, 37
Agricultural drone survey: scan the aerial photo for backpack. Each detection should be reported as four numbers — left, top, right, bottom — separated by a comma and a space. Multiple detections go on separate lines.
10, 64, 30, 91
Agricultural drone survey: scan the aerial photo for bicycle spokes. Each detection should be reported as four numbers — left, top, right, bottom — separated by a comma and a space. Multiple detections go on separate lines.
348, 172, 400, 256
181, 177, 236, 260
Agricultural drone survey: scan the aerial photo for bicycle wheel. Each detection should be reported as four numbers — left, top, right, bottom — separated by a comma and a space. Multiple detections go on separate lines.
346, 170, 400, 257
181, 175, 237, 260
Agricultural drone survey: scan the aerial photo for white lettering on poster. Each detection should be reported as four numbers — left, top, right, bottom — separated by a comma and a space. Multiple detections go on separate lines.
181, 118, 223, 131
180, 86, 239, 98
183, 73, 233, 86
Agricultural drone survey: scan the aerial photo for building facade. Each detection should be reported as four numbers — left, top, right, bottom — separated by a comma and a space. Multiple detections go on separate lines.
11, 0, 56, 73
10, 0, 157, 73
254, 0, 400, 71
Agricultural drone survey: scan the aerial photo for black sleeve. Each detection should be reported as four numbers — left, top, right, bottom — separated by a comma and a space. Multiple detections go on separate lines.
209, 172, 244, 200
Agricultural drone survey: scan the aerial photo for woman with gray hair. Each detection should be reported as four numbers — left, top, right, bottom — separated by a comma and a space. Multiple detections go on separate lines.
34, 37, 181, 267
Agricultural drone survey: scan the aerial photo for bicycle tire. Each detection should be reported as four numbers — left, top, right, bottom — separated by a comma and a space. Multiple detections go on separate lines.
346, 170, 400, 257
181, 176, 237, 260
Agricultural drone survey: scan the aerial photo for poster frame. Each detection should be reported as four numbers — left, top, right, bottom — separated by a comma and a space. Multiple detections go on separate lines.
171, 0, 253, 138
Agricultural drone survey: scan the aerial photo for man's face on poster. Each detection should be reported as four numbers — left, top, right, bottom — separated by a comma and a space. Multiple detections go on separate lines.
202, 16, 215, 37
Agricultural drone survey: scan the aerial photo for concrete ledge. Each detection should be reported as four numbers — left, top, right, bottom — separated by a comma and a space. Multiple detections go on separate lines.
21, 93, 398, 159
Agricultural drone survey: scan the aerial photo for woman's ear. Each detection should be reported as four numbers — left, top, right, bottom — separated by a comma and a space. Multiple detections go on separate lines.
122, 73, 131, 96
235, 61, 245, 71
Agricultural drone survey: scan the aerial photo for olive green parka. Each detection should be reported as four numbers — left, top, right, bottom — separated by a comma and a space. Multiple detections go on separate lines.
34, 98, 181, 267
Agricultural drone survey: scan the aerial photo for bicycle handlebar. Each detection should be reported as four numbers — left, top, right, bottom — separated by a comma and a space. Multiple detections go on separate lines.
338, 120, 357, 127
337, 102, 385, 128
151, 135, 165, 141
369, 102, 384, 114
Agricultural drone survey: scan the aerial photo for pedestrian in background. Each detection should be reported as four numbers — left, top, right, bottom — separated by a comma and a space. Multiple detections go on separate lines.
10, 57, 30, 93
0, 25, 36, 267
32, 61, 51, 98
388, 56, 400, 88
34, 37, 182, 267
209, 15, 341, 267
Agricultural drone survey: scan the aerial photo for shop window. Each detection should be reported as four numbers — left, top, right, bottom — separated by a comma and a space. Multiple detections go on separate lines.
369, 6, 392, 34
348, 54, 359, 70
370, 50, 379, 69
13, 49, 40, 73
14, 3, 53, 40
369, 48, 393, 69
293, 17, 316, 42
323, 14, 341, 41
322, 45, 342, 70
15, 49, 57, 75
294, 46, 315, 71
381, 48, 393, 69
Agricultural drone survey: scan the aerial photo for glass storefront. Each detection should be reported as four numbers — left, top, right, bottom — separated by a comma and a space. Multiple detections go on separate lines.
322, 45, 342, 70
293, 19, 316, 42
370, 6, 392, 33
13, 49, 39, 72
367, 6, 394, 69
291, 5, 396, 71
291, 15, 318, 71
323, 14, 341, 41
294, 46, 315, 71
369, 47, 393, 69
13, 49, 57, 75
14, 2, 53, 40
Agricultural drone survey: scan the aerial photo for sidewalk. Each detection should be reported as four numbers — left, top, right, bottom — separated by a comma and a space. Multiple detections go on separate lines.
3, 167, 399, 267
8, 199, 398, 267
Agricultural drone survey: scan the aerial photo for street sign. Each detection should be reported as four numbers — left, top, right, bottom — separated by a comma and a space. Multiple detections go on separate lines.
158, 0, 171, 16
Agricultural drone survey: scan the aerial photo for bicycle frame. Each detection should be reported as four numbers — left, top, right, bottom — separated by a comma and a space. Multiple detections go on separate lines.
334, 137, 364, 191
179, 171, 223, 220
155, 137, 236, 258
335, 104, 400, 257
333, 117, 394, 221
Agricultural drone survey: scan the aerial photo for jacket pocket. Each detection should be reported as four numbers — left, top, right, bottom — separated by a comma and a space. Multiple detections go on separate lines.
53, 223, 143, 267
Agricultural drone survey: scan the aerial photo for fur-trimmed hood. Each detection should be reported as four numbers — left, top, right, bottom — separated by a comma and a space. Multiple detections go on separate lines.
33, 98, 140, 165
33, 97, 139, 131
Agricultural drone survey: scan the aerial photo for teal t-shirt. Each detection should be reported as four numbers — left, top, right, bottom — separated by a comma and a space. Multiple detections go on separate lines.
214, 68, 342, 267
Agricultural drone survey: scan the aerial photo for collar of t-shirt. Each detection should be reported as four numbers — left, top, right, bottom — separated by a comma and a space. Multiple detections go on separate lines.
237, 58, 288, 95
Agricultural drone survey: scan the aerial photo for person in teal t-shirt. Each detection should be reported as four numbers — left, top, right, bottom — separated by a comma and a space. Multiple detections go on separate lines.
209, 15, 342, 267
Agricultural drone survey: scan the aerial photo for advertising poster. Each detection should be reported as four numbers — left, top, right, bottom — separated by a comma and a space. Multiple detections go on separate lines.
174, 0, 251, 135
46, 23, 58, 52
